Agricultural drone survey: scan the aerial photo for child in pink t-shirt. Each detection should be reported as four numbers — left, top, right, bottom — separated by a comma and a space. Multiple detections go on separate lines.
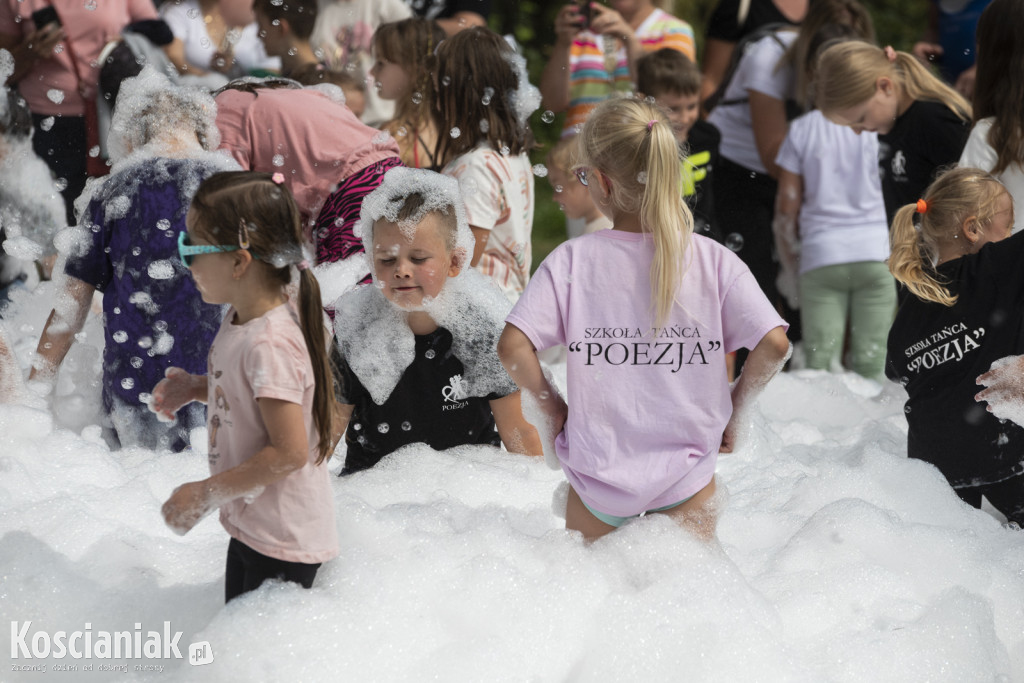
151, 171, 339, 602
499, 98, 791, 542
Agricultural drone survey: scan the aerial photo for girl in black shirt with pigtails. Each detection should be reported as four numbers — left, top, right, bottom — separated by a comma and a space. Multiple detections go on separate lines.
885, 167, 1023, 526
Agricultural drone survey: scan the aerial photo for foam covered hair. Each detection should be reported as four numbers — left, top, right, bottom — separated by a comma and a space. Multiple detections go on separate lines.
107, 67, 220, 162
354, 166, 475, 271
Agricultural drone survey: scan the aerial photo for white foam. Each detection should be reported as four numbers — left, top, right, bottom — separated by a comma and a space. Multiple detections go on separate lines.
1, 284, 1023, 682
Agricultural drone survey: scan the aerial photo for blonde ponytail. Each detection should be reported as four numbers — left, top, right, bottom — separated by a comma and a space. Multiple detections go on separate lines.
888, 204, 956, 306
888, 166, 1008, 307
577, 97, 692, 327
817, 41, 971, 122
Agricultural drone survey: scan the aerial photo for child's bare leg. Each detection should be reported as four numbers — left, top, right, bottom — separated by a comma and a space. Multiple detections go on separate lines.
661, 476, 719, 541
565, 486, 617, 542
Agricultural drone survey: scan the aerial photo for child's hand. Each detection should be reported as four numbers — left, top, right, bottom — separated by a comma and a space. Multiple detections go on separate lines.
162, 481, 214, 535
976, 355, 1024, 427
719, 417, 739, 453
149, 367, 199, 422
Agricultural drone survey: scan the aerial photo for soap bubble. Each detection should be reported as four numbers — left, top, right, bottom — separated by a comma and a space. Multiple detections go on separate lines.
725, 233, 744, 252
481, 87, 494, 106
378, 423, 390, 434
113, 331, 128, 343
532, 164, 548, 178
411, 91, 423, 104
541, 110, 555, 124
40, 116, 55, 131
46, 89, 64, 104
449, 127, 461, 139
401, 421, 412, 431
272, 154, 285, 167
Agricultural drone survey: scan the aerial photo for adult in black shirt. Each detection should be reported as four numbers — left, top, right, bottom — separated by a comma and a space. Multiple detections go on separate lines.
700, 0, 807, 103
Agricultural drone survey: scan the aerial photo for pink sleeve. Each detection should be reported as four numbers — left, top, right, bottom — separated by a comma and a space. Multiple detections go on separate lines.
719, 257, 788, 353
244, 339, 309, 406
505, 256, 567, 352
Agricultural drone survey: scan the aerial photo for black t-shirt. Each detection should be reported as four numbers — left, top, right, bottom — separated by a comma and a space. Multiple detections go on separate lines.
406, 0, 491, 21
885, 230, 1024, 487
706, 0, 797, 42
684, 120, 722, 243
877, 100, 970, 225
336, 326, 507, 473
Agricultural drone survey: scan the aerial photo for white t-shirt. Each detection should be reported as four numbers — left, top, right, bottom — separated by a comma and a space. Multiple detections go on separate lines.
959, 117, 1024, 234
775, 110, 889, 274
707, 29, 796, 173
161, 0, 280, 75
443, 145, 535, 302
310, 0, 412, 127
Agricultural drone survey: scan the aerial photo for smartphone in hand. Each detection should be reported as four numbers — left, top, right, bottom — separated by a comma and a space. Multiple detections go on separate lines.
31, 6, 61, 29
577, 2, 592, 29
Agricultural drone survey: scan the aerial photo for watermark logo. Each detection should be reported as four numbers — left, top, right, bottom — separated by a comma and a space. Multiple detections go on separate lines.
10, 621, 213, 668
189, 641, 214, 666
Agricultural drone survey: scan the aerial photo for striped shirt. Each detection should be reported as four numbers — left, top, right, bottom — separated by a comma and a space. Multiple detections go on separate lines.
563, 8, 695, 137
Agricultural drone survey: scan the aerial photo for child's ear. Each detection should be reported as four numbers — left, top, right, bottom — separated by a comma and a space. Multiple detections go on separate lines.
232, 249, 254, 280
877, 76, 895, 96
448, 248, 466, 277
961, 215, 982, 243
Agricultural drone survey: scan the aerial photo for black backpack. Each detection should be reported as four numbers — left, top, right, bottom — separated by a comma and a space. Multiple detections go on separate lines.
704, 23, 800, 118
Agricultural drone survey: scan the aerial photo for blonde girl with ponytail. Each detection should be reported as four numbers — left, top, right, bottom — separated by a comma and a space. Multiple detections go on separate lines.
885, 167, 1024, 527
498, 97, 791, 541
816, 40, 972, 223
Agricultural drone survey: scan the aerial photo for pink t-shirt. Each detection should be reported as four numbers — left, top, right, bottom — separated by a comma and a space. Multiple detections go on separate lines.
206, 304, 338, 564
0, 0, 158, 116
506, 231, 787, 517
215, 87, 400, 224
442, 146, 534, 302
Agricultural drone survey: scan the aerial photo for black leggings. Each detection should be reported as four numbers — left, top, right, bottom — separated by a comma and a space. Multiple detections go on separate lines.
224, 538, 321, 603
31, 113, 87, 226
955, 475, 1024, 526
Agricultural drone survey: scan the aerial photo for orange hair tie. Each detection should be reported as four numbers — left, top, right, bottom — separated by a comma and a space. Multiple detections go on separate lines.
916, 198, 929, 214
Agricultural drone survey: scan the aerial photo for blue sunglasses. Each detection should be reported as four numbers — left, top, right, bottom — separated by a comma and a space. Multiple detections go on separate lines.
177, 231, 239, 267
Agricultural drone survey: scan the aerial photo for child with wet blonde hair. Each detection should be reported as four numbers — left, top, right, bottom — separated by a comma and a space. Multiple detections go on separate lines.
816, 40, 972, 222
331, 166, 541, 474
499, 97, 791, 541
885, 166, 1023, 525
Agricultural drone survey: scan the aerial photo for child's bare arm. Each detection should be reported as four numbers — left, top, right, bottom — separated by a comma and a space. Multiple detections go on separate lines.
150, 368, 208, 420
29, 275, 94, 384
720, 326, 791, 453
497, 323, 567, 432
490, 391, 543, 456
330, 401, 354, 453
161, 398, 309, 534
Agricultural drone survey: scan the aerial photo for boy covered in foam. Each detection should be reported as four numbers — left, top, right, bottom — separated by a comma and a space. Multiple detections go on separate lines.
332, 167, 541, 474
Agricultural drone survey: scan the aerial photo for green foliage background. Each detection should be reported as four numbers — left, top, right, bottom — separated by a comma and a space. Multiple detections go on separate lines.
489, 0, 930, 269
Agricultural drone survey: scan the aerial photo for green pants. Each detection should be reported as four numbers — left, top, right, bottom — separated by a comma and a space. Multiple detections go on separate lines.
800, 261, 896, 378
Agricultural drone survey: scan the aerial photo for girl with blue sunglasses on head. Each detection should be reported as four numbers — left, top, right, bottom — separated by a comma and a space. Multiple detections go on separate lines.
153, 170, 339, 603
